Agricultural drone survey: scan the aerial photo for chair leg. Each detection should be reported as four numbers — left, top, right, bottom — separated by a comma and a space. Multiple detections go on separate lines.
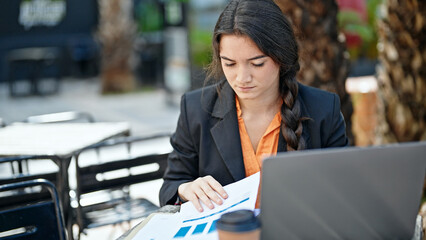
8, 64, 17, 97
18, 161, 23, 174
31, 62, 41, 95
67, 216, 73, 240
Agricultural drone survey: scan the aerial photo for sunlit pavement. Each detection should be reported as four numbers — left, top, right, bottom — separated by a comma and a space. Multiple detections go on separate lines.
0, 77, 180, 135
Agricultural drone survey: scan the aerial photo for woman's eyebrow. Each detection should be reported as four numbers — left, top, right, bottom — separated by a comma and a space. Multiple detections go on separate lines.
248, 55, 266, 60
220, 55, 266, 61
220, 56, 235, 61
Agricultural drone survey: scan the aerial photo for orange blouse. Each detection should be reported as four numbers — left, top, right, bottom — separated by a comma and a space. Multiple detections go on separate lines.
236, 97, 282, 208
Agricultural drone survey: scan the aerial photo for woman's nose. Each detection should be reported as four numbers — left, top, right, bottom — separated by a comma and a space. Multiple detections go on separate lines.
236, 66, 252, 83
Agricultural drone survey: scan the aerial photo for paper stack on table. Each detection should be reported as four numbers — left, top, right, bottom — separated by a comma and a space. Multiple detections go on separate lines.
133, 172, 260, 240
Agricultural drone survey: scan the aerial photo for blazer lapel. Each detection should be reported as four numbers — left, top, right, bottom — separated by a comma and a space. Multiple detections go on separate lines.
277, 128, 287, 152
210, 82, 246, 181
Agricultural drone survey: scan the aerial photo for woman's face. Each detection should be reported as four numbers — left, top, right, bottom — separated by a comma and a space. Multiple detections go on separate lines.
219, 34, 280, 101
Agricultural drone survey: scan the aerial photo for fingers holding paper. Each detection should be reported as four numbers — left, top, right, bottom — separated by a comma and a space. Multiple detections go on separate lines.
178, 175, 228, 212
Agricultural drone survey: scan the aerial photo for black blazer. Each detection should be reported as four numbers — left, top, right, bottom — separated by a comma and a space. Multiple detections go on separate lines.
159, 81, 348, 206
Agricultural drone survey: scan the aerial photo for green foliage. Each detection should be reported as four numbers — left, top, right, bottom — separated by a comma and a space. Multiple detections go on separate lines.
190, 28, 212, 67
337, 0, 383, 59
135, 1, 163, 33
345, 23, 375, 42
366, 0, 382, 27
338, 10, 364, 26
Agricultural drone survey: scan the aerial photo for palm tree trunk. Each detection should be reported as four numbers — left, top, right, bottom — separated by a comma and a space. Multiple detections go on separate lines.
375, 0, 426, 233
275, 0, 354, 145
375, 0, 426, 144
97, 0, 136, 93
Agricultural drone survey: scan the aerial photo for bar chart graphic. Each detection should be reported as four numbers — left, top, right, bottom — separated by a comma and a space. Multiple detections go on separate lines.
192, 222, 208, 234
173, 226, 192, 238
208, 220, 218, 233
172, 197, 250, 238
173, 220, 219, 238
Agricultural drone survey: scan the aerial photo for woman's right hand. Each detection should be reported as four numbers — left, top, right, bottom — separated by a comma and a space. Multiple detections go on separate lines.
178, 175, 228, 212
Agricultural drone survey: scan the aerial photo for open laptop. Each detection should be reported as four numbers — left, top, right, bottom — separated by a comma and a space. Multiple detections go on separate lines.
260, 141, 426, 240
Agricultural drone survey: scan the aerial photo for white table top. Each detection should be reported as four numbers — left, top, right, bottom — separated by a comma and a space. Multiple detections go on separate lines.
0, 122, 130, 157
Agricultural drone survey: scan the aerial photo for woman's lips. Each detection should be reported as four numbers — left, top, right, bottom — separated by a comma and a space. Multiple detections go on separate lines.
238, 86, 254, 92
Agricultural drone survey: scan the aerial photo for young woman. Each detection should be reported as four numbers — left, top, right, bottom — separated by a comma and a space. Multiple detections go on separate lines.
159, 0, 348, 212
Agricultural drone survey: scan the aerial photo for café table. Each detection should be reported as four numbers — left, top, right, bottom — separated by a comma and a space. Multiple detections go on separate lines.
0, 122, 130, 233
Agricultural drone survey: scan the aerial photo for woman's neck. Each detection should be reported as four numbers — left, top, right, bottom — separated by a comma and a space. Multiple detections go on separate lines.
238, 94, 281, 118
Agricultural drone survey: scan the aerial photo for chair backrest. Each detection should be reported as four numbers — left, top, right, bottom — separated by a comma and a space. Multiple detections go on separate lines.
25, 111, 95, 124
79, 152, 169, 193
0, 155, 58, 209
75, 133, 171, 195
0, 179, 67, 240
72, 133, 171, 233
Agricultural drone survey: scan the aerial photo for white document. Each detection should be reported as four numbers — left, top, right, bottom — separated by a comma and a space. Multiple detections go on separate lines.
132, 213, 182, 240
133, 172, 260, 240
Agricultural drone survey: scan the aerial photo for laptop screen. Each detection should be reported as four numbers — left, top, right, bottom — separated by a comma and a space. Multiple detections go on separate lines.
260, 141, 426, 240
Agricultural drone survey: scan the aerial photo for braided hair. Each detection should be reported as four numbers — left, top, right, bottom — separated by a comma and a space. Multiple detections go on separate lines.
207, 0, 305, 151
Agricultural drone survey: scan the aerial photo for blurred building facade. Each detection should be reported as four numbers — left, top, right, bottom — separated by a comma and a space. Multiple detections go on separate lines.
0, 0, 99, 83
0, 0, 233, 92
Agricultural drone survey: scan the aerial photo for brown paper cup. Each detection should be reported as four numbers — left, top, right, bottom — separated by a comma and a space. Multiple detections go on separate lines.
216, 210, 261, 240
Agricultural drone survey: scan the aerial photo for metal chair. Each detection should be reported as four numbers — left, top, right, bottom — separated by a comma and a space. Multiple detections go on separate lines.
0, 155, 59, 209
24, 111, 95, 124
7, 47, 62, 97
0, 179, 67, 240
0, 118, 5, 127
72, 133, 171, 238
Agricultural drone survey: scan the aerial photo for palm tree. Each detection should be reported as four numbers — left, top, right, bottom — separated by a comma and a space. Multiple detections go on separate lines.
375, 0, 426, 230
97, 0, 136, 93
275, 0, 354, 145
375, 0, 426, 144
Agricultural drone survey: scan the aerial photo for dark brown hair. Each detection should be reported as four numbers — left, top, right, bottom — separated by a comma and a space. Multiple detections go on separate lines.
207, 0, 305, 151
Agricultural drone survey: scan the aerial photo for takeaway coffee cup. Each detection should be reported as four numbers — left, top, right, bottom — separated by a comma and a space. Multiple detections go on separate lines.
216, 209, 261, 240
